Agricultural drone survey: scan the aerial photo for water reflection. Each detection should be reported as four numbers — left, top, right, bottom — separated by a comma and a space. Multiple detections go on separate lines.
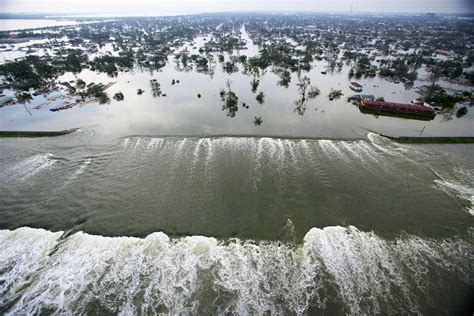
358, 107, 436, 121
293, 76, 320, 116
1, 30, 473, 139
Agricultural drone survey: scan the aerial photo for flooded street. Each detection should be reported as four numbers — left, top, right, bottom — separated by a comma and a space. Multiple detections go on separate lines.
1, 27, 473, 139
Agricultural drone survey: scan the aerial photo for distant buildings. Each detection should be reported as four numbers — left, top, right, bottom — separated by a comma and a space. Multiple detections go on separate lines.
435, 50, 450, 56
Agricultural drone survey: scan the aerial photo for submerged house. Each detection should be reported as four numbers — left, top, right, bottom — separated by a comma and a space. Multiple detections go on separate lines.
0, 96, 14, 107
350, 82, 363, 92
352, 94, 375, 101
359, 99, 436, 121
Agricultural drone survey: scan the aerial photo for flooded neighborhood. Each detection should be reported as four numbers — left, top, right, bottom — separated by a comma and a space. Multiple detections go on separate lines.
1, 13, 473, 138
0, 6, 473, 315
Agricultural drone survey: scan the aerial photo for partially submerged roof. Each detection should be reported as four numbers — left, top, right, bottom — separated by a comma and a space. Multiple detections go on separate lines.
363, 100, 434, 113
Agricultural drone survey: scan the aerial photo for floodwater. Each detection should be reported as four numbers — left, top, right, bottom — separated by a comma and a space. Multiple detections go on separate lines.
0, 19, 81, 31
1, 27, 473, 138
0, 27, 473, 314
0, 132, 473, 314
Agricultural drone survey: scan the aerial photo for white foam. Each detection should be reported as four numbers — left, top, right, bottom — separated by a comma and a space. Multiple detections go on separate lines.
122, 138, 130, 148
318, 139, 346, 160
340, 141, 363, 160
263, 138, 278, 159
192, 138, 204, 164
298, 140, 311, 157
146, 138, 164, 150
174, 138, 188, 158
252, 138, 270, 191
131, 138, 142, 152
354, 141, 379, 162
6, 153, 57, 181
2, 226, 470, 314
75, 158, 92, 176
0, 227, 62, 308
435, 179, 474, 215
433, 167, 474, 215
367, 132, 401, 157
274, 139, 286, 166
304, 226, 471, 314
206, 139, 214, 160
284, 140, 298, 164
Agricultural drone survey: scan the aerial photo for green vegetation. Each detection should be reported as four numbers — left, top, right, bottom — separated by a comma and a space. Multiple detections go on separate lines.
0, 13, 472, 124
351, 55, 377, 79
15, 91, 32, 104
456, 106, 468, 118
328, 89, 343, 101
150, 79, 162, 97
256, 92, 265, 104
428, 60, 463, 80
223, 61, 238, 74
293, 76, 320, 115
424, 84, 463, 108
87, 84, 109, 104
221, 81, 239, 117
308, 86, 320, 99
113, 92, 124, 101
250, 78, 260, 93
253, 116, 263, 126
274, 68, 291, 87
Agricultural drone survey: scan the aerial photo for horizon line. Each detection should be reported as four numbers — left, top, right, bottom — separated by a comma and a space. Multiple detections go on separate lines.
1, 10, 474, 18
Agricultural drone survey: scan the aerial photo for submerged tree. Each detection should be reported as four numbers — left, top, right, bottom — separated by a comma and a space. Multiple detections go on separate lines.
348, 67, 355, 79
250, 78, 260, 93
424, 84, 463, 109
97, 91, 110, 104
328, 89, 343, 101
456, 106, 468, 118
16, 91, 33, 104
223, 61, 238, 74
308, 86, 320, 99
75, 78, 86, 89
113, 91, 124, 101
296, 76, 311, 98
274, 68, 291, 87
221, 80, 239, 118
293, 76, 320, 115
253, 116, 263, 126
83, 83, 109, 104
256, 91, 265, 104
150, 79, 162, 97
15, 91, 33, 115
294, 98, 306, 116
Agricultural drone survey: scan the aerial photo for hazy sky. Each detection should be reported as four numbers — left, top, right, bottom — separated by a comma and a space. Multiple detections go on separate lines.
1, 0, 473, 16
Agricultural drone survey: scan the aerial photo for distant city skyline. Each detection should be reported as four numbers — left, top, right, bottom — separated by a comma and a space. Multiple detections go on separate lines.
1, 0, 474, 16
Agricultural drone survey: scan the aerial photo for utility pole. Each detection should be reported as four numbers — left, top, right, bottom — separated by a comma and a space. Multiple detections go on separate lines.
419, 126, 426, 135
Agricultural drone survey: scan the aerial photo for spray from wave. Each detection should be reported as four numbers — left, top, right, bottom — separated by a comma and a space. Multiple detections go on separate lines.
3, 153, 56, 182
0, 226, 471, 315
434, 167, 474, 216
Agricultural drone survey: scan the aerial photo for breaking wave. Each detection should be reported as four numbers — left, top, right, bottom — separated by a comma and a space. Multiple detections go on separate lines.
0, 226, 471, 314
434, 167, 474, 216
120, 135, 411, 168
66, 157, 92, 182
3, 153, 56, 182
